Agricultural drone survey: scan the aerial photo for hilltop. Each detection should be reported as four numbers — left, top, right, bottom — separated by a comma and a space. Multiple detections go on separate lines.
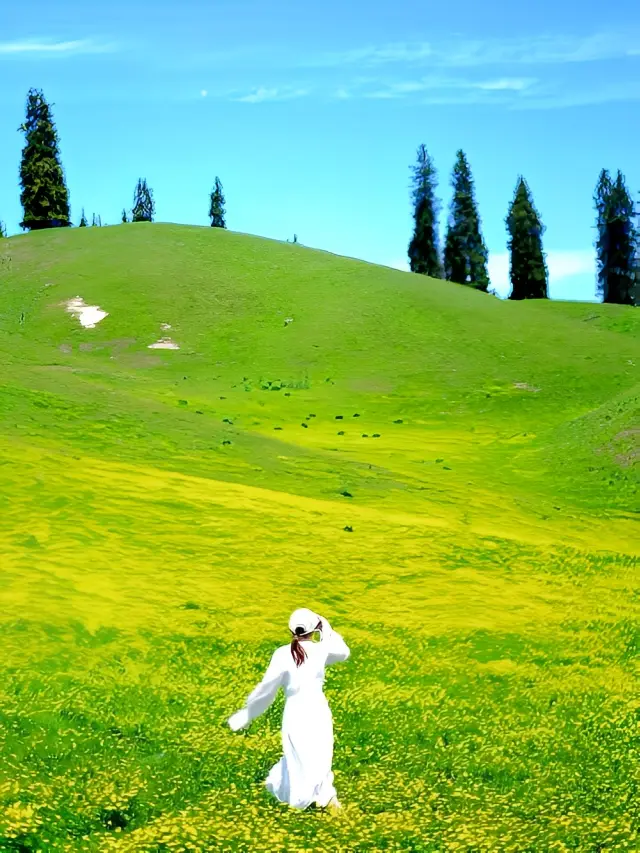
0, 224, 637, 539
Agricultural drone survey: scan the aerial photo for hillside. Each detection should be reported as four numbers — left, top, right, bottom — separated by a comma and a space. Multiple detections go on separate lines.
0, 224, 638, 851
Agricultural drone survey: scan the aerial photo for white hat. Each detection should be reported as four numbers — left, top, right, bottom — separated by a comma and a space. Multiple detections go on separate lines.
288, 608, 319, 635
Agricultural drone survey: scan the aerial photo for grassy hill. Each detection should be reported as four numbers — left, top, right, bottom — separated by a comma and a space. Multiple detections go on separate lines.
0, 224, 638, 851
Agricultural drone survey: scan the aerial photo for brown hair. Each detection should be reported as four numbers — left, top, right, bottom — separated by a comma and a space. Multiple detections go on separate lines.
290, 621, 322, 667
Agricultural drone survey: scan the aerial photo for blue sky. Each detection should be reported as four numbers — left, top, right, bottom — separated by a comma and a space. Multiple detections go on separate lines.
1, 0, 640, 300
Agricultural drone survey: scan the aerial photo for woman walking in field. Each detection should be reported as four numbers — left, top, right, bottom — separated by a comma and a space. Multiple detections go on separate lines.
228, 608, 350, 810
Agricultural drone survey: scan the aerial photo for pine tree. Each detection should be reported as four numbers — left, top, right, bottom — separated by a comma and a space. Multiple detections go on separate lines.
0, 221, 6, 238
79, 208, 88, 227
635, 195, 640, 306
19, 88, 70, 230
408, 144, 442, 278
594, 169, 637, 304
443, 150, 489, 291
132, 179, 155, 223
506, 177, 548, 300
208, 177, 226, 228
594, 169, 613, 297
121, 208, 129, 224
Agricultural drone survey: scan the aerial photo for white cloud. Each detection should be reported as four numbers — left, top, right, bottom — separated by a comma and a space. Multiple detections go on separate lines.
364, 74, 537, 101
367, 78, 440, 98
200, 89, 208, 97
0, 38, 117, 57
512, 79, 640, 109
235, 86, 308, 103
488, 249, 595, 297
191, 31, 640, 109
326, 43, 435, 66
474, 77, 536, 91
314, 32, 640, 70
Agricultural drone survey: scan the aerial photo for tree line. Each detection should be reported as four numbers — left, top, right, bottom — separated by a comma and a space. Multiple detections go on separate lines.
2, 89, 227, 236
1, 88, 637, 306
408, 145, 638, 305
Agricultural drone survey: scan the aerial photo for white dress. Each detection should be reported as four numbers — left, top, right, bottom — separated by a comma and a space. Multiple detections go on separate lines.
228, 618, 350, 809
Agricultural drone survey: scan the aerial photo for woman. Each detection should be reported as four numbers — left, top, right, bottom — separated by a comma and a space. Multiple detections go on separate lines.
228, 608, 350, 810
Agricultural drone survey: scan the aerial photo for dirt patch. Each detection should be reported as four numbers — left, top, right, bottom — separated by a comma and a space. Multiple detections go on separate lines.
615, 452, 639, 468
351, 378, 395, 394
613, 429, 639, 468
613, 429, 640, 442
514, 382, 541, 393
59, 344, 72, 354
126, 354, 164, 368
79, 338, 137, 354
597, 428, 639, 468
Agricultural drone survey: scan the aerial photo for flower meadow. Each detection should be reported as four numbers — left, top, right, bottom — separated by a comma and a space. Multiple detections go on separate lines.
0, 225, 638, 850
1, 456, 638, 851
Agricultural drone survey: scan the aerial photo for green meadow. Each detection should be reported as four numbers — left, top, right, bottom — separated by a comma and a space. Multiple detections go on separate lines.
0, 224, 638, 852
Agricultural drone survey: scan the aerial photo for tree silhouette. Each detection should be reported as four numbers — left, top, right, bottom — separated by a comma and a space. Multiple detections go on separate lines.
209, 177, 226, 228
132, 179, 155, 223
443, 151, 489, 291
506, 177, 548, 300
19, 88, 70, 230
408, 144, 442, 278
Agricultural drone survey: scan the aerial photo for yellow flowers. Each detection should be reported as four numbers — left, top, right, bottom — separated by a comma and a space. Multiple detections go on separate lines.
0, 335, 637, 849
1, 526, 637, 851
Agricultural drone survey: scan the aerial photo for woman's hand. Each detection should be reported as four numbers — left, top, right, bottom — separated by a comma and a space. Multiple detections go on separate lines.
228, 709, 250, 732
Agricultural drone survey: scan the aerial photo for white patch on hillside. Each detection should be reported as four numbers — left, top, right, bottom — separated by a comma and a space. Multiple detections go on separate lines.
148, 337, 180, 350
65, 297, 108, 328
161, 323, 172, 330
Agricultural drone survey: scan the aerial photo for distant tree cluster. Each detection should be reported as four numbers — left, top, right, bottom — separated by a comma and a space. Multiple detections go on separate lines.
4, 87, 637, 306
13, 88, 228, 241
408, 145, 541, 299
407, 145, 638, 305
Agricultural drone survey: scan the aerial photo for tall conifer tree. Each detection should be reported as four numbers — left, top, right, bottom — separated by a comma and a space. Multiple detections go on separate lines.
594, 169, 637, 304
443, 150, 489, 291
209, 177, 226, 228
19, 89, 70, 230
408, 145, 442, 278
506, 177, 548, 300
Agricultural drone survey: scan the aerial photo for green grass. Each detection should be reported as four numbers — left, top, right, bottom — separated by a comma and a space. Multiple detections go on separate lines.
0, 223, 638, 851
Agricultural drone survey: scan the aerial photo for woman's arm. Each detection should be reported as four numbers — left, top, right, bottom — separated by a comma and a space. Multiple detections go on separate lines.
228, 649, 285, 731
318, 616, 350, 666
